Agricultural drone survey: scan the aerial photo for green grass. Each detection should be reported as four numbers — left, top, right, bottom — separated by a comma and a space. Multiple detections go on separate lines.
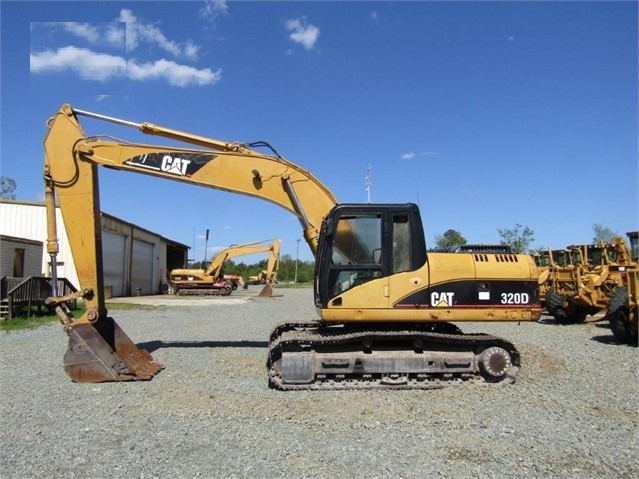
0, 303, 86, 331
105, 301, 158, 311
273, 282, 313, 289
1, 314, 61, 331
0, 301, 154, 331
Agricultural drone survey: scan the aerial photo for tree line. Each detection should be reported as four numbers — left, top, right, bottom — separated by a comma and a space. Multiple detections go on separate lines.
435, 223, 626, 254
188, 255, 315, 284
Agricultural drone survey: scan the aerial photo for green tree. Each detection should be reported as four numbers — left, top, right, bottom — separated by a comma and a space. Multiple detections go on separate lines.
434, 229, 467, 249
0, 176, 16, 199
592, 223, 619, 244
222, 254, 315, 284
497, 224, 535, 254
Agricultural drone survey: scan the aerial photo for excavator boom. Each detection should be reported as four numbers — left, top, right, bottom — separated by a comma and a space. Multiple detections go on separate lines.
44, 104, 541, 388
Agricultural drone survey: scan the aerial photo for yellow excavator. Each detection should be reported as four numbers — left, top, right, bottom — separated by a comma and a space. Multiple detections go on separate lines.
169, 238, 280, 297
43, 104, 541, 389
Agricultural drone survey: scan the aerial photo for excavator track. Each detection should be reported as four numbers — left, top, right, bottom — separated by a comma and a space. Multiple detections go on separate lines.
176, 287, 231, 296
267, 321, 521, 390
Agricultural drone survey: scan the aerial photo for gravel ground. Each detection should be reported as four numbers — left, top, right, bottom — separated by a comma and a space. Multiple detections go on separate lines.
1, 286, 637, 479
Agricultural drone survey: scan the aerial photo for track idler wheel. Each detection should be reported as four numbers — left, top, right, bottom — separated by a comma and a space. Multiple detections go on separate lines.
478, 347, 515, 382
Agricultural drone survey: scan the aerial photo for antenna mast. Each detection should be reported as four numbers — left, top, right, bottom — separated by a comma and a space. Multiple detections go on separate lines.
365, 165, 372, 203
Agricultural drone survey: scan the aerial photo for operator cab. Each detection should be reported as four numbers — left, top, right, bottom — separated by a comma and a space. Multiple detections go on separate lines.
314, 203, 426, 307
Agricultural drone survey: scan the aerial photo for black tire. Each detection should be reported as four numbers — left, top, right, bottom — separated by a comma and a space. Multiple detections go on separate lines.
607, 288, 638, 346
546, 288, 568, 324
545, 288, 586, 324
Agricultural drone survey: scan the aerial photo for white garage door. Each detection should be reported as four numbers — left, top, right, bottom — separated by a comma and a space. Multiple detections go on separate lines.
132, 239, 154, 295
102, 231, 126, 296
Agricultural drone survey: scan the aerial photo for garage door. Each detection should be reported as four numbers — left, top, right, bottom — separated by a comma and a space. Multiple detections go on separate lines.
132, 239, 154, 295
102, 231, 126, 296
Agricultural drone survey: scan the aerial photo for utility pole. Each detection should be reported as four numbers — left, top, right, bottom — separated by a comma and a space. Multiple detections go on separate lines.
188, 227, 195, 263
365, 165, 372, 203
294, 238, 300, 283
203, 228, 210, 264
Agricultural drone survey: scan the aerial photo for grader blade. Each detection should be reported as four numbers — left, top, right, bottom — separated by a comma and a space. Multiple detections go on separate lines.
258, 283, 273, 297
63, 319, 164, 383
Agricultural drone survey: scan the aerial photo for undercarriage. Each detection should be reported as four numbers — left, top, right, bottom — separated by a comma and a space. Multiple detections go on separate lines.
174, 285, 232, 296
267, 321, 520, 390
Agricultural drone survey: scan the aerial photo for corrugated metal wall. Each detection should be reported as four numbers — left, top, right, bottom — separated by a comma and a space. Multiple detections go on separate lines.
131, 239, 155, 295
0, 236, 43, 277
0, 201, 186, 297
0, 201, 78, 287
102, 230, 126, 296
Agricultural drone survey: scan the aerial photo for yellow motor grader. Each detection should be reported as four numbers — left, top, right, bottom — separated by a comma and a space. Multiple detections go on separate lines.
544, 237, 638, 327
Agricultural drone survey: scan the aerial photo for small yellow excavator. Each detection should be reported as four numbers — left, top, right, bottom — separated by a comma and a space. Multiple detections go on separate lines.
43, 104, 541, 389
169, 238, 280, 297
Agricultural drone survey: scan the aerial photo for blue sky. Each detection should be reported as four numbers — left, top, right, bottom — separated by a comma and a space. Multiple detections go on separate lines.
1, 0, 637, 262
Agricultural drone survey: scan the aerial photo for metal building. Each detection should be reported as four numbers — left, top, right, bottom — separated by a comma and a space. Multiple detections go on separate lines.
0, 235, 43, 278
0, 200, 188, 297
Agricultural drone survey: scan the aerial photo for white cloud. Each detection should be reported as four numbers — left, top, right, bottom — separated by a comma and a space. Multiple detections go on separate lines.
30, 47, 221, 87
60, 22, 101, 42
105, 24, 125, 46
30, 10, 224, 88
285, 18, 320, 50
371, 11, 379, 23
118, 9, 198, 60
201, 0, 228, 24
118, 9, 139, 51
184, 42, 200, 59
30, 47, 126, 80
127, 59, 221, 87
36, 21, 124, 48
401, 151, 439, 160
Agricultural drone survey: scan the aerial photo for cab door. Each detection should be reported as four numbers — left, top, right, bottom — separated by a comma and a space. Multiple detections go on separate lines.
315, 205, 386, 310
315, 204, 426, 313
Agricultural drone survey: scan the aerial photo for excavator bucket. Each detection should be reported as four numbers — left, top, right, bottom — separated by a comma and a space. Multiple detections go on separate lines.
258, 283, 273, 297
63, 318, 164, 383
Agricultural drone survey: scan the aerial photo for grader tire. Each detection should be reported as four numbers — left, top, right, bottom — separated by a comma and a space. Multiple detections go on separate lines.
607, 288, 638, 346
546, 288, 568, 324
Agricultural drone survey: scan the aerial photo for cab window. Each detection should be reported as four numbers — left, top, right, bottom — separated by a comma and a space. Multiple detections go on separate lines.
328, 213, 382, 295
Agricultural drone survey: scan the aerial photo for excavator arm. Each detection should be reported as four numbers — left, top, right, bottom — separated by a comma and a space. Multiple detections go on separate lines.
207, 239, 280, 278
44, 104, 335, 382
45, 104, 336, 257
264, 239, 281, 284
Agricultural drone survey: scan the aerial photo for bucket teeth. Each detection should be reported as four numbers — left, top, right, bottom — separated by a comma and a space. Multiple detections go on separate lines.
132, 360, 165, 380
